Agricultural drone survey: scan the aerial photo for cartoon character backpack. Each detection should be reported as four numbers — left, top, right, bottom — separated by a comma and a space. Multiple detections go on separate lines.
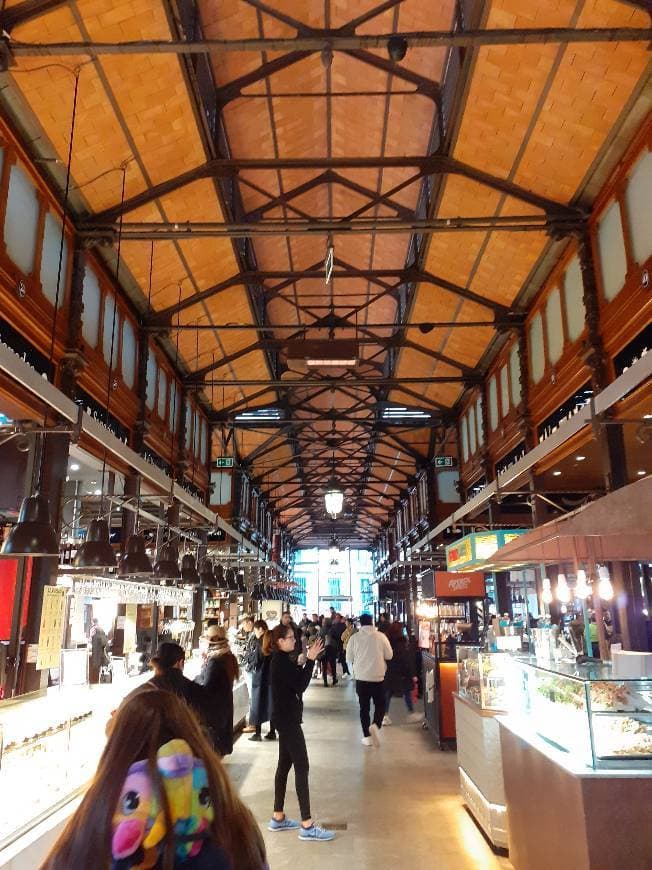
110, 739, 229, 869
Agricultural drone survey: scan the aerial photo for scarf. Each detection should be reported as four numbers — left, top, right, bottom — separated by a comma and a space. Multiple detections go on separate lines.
206, 641, 230, 659
111, 739, 217, 869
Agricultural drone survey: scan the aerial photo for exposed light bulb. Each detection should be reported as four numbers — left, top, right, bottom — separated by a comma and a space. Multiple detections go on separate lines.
575, 568, 592, 598
556, 572, 570, 603
598, 565, 614, 601
542, 577, 553, 605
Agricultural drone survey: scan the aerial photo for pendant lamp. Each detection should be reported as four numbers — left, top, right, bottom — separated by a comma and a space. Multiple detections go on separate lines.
154, 542, 180, 583
199, 558, 214, 587
119, 534, 153, 576
213, 563, 225, 589
1, 495, 59, 557
74, 519, 116, 568
181, 553, 200, 585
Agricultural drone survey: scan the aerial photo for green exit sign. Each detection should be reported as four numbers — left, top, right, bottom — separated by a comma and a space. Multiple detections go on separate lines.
434, 456, 454, 468
216, 457, 234, 468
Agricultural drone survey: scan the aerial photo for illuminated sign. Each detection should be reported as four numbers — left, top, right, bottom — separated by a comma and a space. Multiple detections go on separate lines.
445, 530, 527, 571
434, 571, 486, 598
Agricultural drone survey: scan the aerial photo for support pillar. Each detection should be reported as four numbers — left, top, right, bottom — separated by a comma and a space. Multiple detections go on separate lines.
59, 239, 87, 400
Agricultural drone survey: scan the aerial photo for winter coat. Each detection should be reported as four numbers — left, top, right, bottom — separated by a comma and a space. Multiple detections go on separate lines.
242, 632, 259, 673
270, 651, 314, 727
341, 625, 357, 650
90, 628, 109, 668
385, 638, 414, 695
248, 640, 272, 727
195, 652, 238, 756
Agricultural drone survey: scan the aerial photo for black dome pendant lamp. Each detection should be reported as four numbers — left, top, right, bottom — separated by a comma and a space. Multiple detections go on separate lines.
181, 552, 200, 585
74, 518, 116, 568
119, 533, 153, 576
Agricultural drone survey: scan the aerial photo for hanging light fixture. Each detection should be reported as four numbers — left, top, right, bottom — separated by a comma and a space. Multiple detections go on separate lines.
556, 572, 570, 603
74, 518, 116, 568
154, 542, 180, 584
213, 563, 225, 590
542, 576, 553, 605
325, 488, 344, 518
2, 71, 82, 558
328, 535, 339, 564
180, 552, 200, 585
575, 568, 592, 598
597, 564, 614, 601
119, 532, 153, 576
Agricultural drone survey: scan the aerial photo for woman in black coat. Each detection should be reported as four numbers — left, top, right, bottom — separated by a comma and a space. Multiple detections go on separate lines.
195, 625, 240, 756
248, 620, 276, 742
383, 628, 420, 724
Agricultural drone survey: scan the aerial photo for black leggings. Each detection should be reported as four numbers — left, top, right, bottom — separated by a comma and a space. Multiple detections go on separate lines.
274, 723, 311, 821
322, 646, 338, 685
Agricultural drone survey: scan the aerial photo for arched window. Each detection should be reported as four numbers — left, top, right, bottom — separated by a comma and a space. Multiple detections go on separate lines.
5, 162, 39, 275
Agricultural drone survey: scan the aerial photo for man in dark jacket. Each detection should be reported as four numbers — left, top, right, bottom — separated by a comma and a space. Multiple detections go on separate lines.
90, 619, 109, 684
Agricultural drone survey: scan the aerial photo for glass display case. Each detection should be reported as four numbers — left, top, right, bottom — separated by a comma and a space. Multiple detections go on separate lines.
515, 660, 652, 769
456, 647, 515, 711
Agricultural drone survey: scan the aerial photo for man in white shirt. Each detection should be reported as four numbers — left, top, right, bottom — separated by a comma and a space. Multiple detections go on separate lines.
346, 613, 393, 747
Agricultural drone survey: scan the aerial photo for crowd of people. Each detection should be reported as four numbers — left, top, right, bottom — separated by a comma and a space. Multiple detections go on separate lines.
41, 610, 420, 868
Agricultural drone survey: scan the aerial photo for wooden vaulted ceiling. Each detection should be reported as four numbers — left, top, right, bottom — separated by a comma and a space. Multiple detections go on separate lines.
4, 0, 650, 548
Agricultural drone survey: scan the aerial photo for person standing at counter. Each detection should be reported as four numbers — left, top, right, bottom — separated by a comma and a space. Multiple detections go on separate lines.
268, 624, 334, 841
195, 625, 240, 757
346, 613, 393, 747
248, 620, 276, 742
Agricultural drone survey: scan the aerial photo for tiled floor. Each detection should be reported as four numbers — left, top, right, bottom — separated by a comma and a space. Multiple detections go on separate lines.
225, 677, 512, 870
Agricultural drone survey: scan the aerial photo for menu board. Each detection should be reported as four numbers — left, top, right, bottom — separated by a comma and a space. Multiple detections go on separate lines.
36, 586, 67, 670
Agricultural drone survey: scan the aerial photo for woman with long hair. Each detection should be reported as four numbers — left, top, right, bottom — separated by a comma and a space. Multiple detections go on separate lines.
195, 624, 240, 756
268, 623, 334, 842
41, 691, 266, 870
248, 620, 276, 742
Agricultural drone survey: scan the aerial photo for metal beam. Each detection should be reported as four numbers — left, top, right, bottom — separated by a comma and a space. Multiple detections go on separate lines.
196, 376, 471, 387
2, 0, 66, 31
88, 154, 578, 225
11, 27, 651, 53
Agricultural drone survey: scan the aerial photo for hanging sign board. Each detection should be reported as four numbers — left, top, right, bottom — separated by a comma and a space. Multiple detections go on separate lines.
445, 530, 527, 571
36, 586, 67, 670
434, 571, 486, 599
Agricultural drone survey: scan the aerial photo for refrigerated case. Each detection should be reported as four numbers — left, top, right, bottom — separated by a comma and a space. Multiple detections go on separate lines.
514, 659, 652, 769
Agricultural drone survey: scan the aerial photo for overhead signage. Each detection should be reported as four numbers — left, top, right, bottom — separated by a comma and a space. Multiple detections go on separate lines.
445, 530, 527, 571
434, 456, 454, 468
216, 457, 234, 468
434, 571, 486, 599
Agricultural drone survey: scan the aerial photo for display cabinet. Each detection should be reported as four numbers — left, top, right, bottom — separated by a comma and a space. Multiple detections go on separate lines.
456, 647, 515, 712
515, 660, 652, 769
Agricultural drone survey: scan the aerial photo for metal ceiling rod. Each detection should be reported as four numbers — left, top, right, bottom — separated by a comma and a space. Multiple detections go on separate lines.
146, 319, 497, 331
193, 376, 476, 387
80, 214, 580, 240
9, 28, 651, 55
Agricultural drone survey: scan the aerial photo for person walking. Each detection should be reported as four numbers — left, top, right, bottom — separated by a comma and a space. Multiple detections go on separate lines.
195, 625, 240, 756
43, 691, 266, 870
268, 624, 335, 841
346, 613, 393, 747
240, 616, 259, 734
248, 620, 277, 742
319, 617, 338, 687
383, 627, 421, 725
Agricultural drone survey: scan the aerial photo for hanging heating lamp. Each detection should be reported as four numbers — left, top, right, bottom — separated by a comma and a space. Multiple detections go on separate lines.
575, 568, 592, 598
597, 565, 614, 601
199, 558, 214, 587
1, 495, 59, 557
324, 487, 343, 518
154, 542, 180, 583
119, 533, 153, 576
556, 572, 571, 603
181, 553, 200, 585
74, 519, 116, 568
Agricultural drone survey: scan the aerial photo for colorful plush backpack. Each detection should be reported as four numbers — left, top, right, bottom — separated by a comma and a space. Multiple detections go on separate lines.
110, 739, 228, 869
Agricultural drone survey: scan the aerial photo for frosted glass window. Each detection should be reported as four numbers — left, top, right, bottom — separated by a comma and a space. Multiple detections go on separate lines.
102, 293, 118, 365
157, 369, 168, 420
529, 313, 545, 384
146, 351, 157, 409
468, 406, 477, 455
82, 267, 101, 347
545, 287, 564, 364
185, 405, 193, 448
475, 396, 484, 445
194, 413, 201, 457
5, 163, 39, 275
488, 376, 499, 431
500, 365, 510, 417
625, 150, 652, 265
460, 415, 469, 462
597, 200, 627, 301
121, 319, 136, 388
563, 256, 585, 342
509, 344, 521, 406
40, 212, 68, 306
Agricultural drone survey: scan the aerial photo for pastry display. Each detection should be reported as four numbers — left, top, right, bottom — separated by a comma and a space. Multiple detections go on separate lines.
593, 715, 652, 758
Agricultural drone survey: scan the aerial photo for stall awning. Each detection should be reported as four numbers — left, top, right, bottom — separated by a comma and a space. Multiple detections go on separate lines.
476, 476, 651, 569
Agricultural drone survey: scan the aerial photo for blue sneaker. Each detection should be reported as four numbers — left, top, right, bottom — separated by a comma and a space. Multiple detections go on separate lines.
268, 817, 300, 832
298, 824, 335, 841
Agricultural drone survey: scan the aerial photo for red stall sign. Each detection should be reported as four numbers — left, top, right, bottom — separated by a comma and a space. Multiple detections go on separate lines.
434, 571, 485, 598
